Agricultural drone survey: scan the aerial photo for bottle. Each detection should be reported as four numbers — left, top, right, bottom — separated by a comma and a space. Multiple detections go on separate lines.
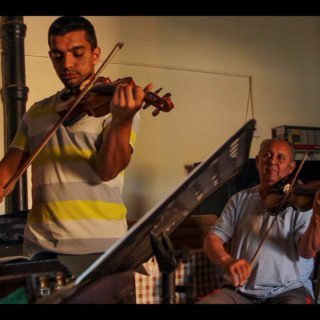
54, 271, 66, 291
38, 275, 51, 297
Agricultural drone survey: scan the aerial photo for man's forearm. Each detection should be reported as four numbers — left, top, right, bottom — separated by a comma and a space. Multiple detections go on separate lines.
204, 233, 233, 270
96, 121, 132, 181
298, 214, 320, 259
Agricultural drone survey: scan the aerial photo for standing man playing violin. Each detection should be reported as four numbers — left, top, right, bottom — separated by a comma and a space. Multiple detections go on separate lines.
198, 138, 320, 304
0, 16, 152, 256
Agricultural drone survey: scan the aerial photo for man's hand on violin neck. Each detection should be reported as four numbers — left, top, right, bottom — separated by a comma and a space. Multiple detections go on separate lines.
110, 82, 146, 119
143, 83, 153, 94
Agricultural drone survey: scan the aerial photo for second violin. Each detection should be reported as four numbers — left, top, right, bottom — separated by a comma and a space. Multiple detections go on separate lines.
264, 174, 320, 213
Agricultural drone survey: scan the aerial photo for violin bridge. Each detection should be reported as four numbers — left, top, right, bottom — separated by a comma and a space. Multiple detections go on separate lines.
283, 183, 292, 194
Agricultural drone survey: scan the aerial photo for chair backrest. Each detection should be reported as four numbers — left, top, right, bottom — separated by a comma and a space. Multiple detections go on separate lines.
169, 214, 218, 250
130, 214, 223, 304
128, 214, 218, 250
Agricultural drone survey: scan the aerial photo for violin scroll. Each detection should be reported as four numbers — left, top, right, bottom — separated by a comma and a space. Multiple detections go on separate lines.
143, 89, 173, 116
91, 77, 174, 116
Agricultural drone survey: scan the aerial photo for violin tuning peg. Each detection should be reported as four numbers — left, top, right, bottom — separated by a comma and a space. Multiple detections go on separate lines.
154, 87, 163, 95
152, 109, 160, 117
142, 101, 152, 110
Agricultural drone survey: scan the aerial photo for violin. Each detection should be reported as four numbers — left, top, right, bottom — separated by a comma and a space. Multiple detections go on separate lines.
264, 177, 320, 213
56, 76, 174, 126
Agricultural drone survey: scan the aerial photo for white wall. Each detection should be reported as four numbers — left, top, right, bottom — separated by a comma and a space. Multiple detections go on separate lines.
1, 16, 320, 218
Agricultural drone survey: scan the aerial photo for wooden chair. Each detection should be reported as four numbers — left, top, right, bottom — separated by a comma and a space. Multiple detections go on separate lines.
129, 214, 223, 303
129, 215, 320, 304
169, 214, 217, 250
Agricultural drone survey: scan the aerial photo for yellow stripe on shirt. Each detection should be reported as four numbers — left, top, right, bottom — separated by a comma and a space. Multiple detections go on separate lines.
29, 200, 127, 223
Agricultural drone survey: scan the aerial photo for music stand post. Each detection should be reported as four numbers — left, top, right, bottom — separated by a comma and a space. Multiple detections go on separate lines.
150, 232, 194, 304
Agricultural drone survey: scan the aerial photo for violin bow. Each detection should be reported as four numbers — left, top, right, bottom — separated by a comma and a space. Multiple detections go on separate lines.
3, 42, 124, 195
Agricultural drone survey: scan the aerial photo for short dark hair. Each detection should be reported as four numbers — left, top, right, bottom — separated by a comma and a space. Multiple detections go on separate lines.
48, 16, 97, 49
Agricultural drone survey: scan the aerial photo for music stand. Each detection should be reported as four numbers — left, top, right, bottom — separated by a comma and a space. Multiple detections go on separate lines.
40, 119, 256, 303
76, 119, 256, 284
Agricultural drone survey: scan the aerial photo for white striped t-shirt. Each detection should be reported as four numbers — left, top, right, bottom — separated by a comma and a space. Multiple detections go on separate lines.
11, 90, 140, 255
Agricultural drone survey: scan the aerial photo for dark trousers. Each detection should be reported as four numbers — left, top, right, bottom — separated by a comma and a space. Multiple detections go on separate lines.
197, 286, 314, 304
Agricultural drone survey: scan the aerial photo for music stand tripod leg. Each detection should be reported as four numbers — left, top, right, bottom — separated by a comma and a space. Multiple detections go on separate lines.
150, 231, 179, 304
